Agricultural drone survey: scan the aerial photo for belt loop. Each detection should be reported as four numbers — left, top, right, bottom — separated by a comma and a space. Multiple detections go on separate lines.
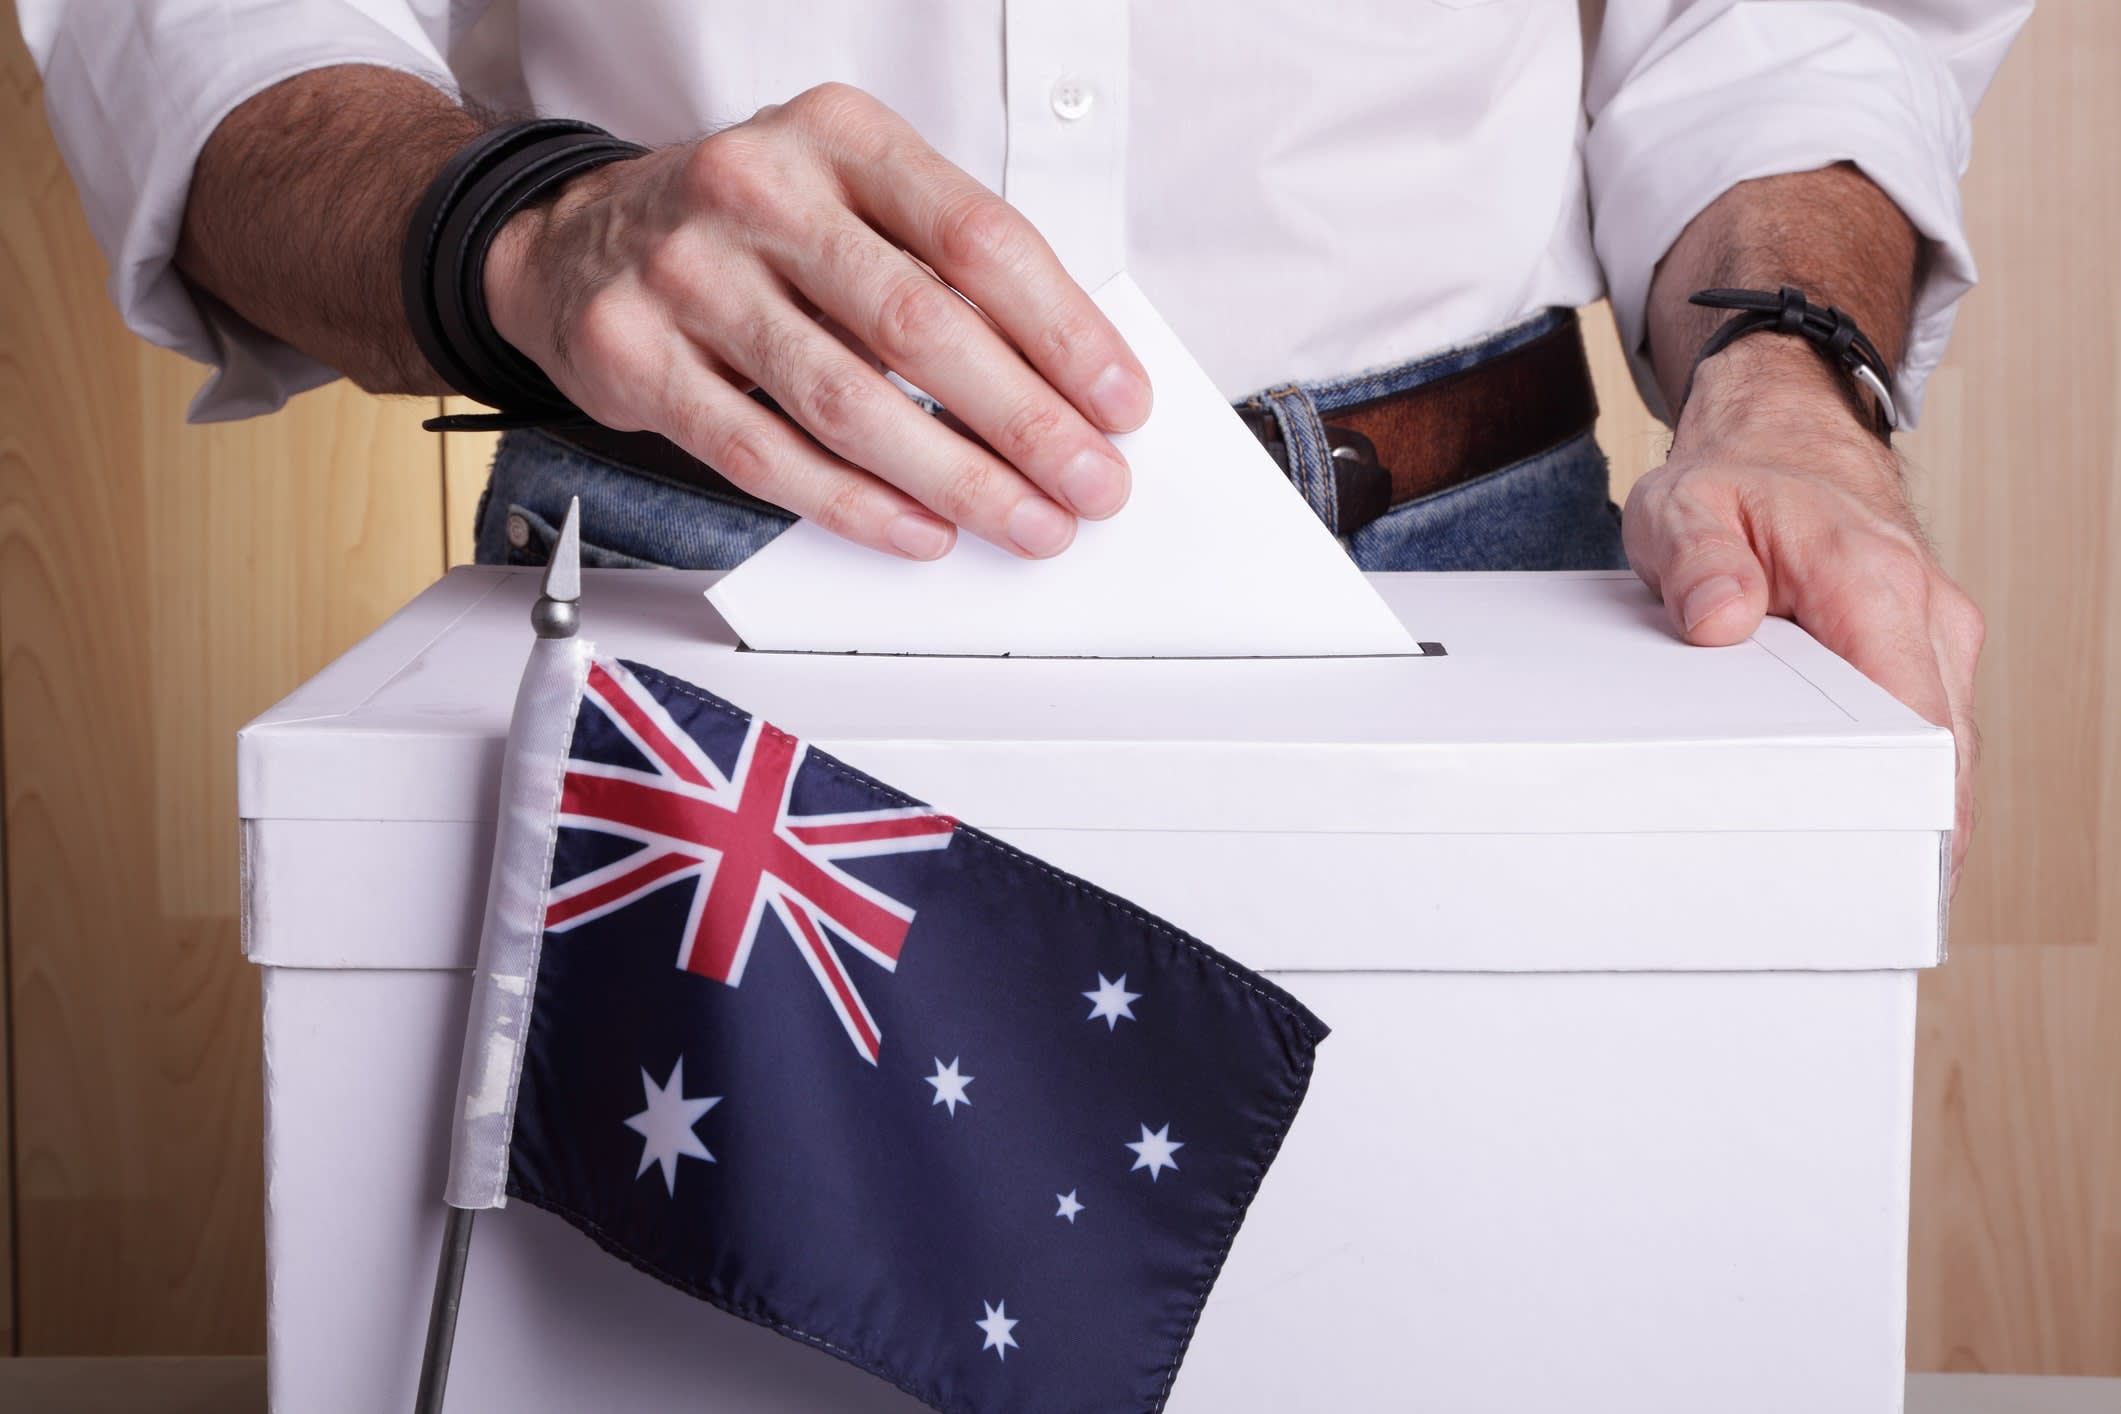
1261, 385, 1340, 534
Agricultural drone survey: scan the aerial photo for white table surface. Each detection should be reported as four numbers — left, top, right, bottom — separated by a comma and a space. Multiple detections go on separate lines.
0, 1360, 2112, 1413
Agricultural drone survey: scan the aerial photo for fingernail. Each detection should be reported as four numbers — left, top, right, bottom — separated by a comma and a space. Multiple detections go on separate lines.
1058, 447, 1129, 519
887, 513, 953, 560
1681, 575, 1743, 632
1006, 497, 1075, 557
1089, 364, 1151, 432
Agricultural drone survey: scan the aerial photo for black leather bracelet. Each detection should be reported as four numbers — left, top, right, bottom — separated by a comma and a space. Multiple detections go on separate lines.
401, 119, 648, 432
1688, 285, 1899, 442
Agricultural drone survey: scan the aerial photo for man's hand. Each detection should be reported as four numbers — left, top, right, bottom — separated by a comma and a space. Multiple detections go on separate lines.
1638, 165, 1980, 886
179, 70, 1148, 561
1624, 338, 1983, 885
482, 83, 1151, 562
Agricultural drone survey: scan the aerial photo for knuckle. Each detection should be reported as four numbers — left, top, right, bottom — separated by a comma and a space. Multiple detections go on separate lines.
809, 477, 873, 540
686, 133, 784, 222
564, 347, 656, 429
930, 457, 1000, 524
1868, 538, 1936, 605
802, 366, 879, 443
872, 274, 958, 365
933, 194, 1021, 271
565, 292, 642, 365
637, 237, 700, 297
737, 311, 802, 386
1659, 510, 1747, 570
993, 397, 1066, 466
785, 82, 873, 137
701, 420, 783, 494
1034, 308, 1102, 370
816, 221, 872, 274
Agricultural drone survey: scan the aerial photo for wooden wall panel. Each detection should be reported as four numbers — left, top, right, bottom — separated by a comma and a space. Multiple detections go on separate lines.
441, 397, 502, 568
1582, 298, 1669, 498
1897, 0, 2121, 1372
0, 14, 446, 1354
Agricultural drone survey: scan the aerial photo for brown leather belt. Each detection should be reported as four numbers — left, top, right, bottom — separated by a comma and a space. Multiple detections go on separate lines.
548, 310, 1597, 538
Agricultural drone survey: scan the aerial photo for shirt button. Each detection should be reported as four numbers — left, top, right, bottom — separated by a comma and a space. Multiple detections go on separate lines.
1050, 78, 1094, 122
505, 512, 532, 550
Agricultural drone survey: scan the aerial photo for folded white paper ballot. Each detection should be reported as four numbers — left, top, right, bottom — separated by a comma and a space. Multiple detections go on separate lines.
705, 274, 1418, 657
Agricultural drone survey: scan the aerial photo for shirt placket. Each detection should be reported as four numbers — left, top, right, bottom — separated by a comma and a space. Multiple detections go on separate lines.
1001, 0, 1129, 289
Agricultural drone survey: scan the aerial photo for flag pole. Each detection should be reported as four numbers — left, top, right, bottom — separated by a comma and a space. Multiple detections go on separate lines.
412, 499, 584, 1414
413, 1206, 476, 1414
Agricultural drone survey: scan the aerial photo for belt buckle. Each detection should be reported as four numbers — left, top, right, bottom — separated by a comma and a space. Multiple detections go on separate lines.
1240, 412, 1393, 536
1323, 426, 1392, 535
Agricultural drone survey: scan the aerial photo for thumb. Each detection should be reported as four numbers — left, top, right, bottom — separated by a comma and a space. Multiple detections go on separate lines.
1626, 492, 1771, 646
1660, 536, 1768, 646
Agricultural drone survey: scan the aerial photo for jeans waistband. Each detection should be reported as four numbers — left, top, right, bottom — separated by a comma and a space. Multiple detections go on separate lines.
1234, 308, 1576, 531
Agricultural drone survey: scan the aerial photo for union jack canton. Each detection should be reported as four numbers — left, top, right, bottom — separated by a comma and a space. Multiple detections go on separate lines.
547, 659, 957, 1063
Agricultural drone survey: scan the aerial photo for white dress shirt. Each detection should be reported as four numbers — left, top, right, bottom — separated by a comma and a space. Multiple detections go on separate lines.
19, 0, 2027, 425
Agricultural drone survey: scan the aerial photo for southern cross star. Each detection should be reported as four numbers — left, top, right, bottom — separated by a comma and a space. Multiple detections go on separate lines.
624, 1057, 720, 1196
1082, 973, 1142, 1030
1126, 1123, 1183, 1181
926, 1057, 974, 1116
976, 1300, 1020, 1360
1055, 1189, 1085, 1223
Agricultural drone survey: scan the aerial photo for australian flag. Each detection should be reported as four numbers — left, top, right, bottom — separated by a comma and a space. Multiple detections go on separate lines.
477, 655, 1327, 1413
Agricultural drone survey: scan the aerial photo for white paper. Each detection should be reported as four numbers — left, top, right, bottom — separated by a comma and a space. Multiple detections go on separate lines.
705, 274, 1417, 657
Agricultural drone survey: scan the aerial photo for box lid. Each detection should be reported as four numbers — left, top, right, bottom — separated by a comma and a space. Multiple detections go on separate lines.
239, 567, 1952, 836
240, 569, 1952, 974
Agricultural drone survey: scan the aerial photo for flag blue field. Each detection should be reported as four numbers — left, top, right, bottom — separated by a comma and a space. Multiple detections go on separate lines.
500, 656, 1328, 1413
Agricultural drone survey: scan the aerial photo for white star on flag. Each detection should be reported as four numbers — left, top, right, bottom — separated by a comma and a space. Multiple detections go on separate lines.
1126, 1123, 1183, 1181
624, 1058, 720, 1195
1082, 973, 1141, 1030
926, 1057, 974, 1116
976, 1300, 1019, 1360
1055, 1190, 1085, 1223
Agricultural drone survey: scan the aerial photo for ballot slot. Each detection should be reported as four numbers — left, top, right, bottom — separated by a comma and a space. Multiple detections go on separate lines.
725, 640, 1450, 660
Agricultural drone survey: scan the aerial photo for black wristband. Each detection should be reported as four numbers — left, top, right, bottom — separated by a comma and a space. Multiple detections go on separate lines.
1688, 285, 1899, 441
401, 119, 648, 431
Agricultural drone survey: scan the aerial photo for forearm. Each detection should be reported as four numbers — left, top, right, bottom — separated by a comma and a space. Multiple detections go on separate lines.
1645, 163, 1920, 445
175, 64, 486, 395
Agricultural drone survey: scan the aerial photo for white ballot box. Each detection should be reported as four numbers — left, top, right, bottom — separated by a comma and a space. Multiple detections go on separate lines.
238, 568, 1950, 1414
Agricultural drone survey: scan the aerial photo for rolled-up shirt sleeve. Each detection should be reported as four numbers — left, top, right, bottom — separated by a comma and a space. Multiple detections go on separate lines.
17, 0, 455, 419
1586, 0, 2031, 426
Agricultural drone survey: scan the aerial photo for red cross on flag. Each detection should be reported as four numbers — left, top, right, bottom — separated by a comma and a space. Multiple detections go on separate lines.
544, 660, 957, 1062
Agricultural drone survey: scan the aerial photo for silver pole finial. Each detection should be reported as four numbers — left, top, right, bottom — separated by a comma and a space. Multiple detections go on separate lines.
531, 496, 582, 638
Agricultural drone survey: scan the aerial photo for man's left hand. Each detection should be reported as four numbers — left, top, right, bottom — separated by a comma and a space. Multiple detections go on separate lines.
1622, 339, 1983, 889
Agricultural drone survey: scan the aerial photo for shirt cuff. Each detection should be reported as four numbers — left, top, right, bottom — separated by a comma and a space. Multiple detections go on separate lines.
31, 7, 455, 421
1586, 8, 1976, 429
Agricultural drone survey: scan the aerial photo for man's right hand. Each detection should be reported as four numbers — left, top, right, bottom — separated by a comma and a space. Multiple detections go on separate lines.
482, 83, 1152, 561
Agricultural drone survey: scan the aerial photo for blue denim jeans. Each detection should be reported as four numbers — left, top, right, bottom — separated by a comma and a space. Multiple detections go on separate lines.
472, 310, 1627, 573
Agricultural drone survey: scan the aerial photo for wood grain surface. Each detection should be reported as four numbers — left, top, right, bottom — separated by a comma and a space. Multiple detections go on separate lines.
0, 0, 2115, 1377
1884, 1, 2118, 1371
441, 398, 503, 568
0, 13, 444, 1353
